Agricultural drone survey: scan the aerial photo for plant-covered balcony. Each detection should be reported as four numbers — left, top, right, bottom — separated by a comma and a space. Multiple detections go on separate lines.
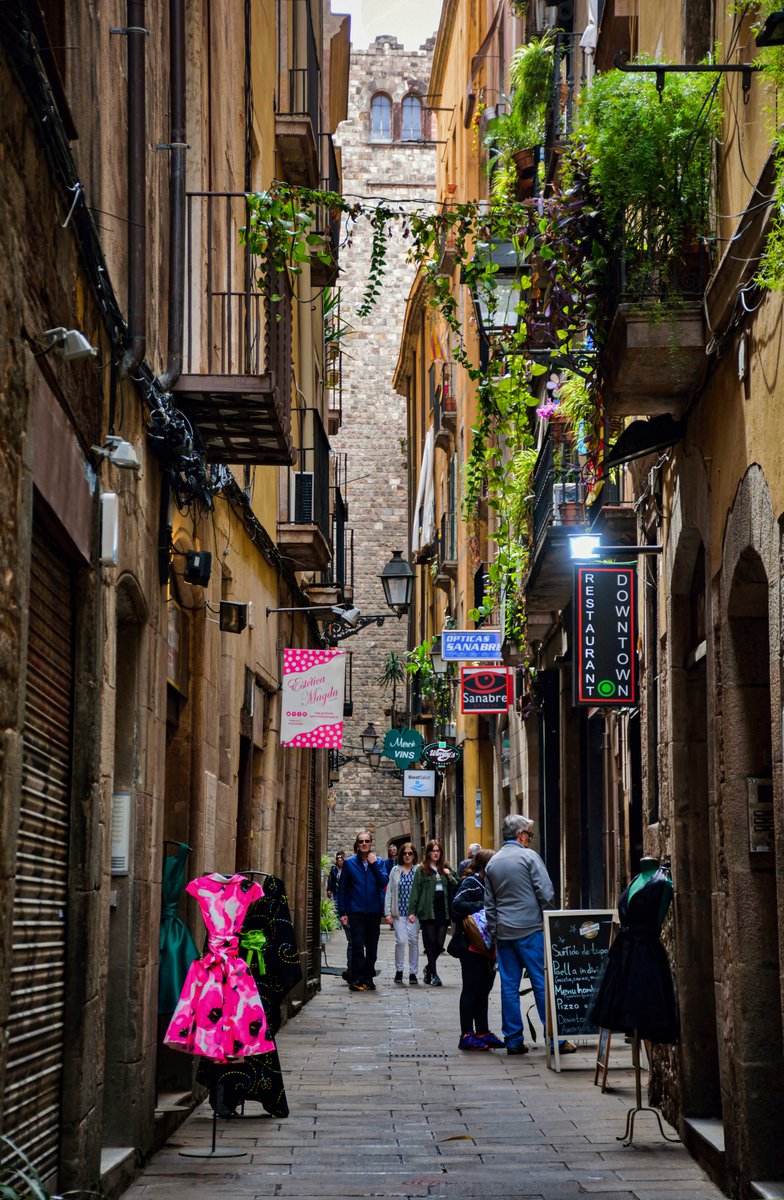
174, 191, 294, 465
525, 428, 587, 611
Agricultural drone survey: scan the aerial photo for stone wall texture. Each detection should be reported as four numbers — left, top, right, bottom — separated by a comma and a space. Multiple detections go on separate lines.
329, 35, 436, 856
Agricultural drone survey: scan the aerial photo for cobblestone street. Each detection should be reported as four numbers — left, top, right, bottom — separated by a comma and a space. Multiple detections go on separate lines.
123, 931, 725, 1200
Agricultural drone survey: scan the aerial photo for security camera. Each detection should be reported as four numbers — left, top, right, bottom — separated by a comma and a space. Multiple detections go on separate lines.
332, 605, 361, 628
43, 327, 98, 362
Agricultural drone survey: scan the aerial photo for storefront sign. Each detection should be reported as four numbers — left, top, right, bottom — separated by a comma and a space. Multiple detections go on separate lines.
574, 566, 638, 706
460, 667, 511, 714
383, 726, 424, 768
441, 629, 502, 661
403, 769, 437, 797
422, 741, 463, 768
280, 648, 346, 747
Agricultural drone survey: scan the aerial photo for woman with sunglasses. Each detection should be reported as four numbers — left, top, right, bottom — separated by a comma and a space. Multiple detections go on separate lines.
384, 842, 420, 984
409, 839, 455, 985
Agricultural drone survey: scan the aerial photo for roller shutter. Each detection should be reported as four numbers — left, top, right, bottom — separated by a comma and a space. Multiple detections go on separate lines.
305, 750, 317, 979
3, 529, 74, 1183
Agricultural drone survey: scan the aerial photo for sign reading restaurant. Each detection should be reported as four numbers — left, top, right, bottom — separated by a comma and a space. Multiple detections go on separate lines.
441, 629, 502, 661
574, 566, 638, 706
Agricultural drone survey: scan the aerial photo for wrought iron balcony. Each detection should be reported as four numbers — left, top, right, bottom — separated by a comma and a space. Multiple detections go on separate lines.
275, 0, 321, 186
525, 428, 586, 611
433, 363, 457, 451
278, 407, 333, 572
174, 191, 294, 465
311, 134, 341, 287
435, 509, 458, 593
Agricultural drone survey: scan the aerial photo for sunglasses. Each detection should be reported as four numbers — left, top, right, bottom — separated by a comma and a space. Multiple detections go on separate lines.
357, 839, 371, 845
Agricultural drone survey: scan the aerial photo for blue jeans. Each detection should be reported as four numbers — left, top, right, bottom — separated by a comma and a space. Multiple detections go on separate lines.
496, 930, 547, 1047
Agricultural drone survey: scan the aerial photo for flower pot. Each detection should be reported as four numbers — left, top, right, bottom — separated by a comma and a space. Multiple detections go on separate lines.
512, 145, 540, 200
559, 501, 585, 525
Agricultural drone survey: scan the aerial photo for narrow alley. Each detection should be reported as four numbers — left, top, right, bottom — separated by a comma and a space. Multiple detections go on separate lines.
123, 933, 724, 1200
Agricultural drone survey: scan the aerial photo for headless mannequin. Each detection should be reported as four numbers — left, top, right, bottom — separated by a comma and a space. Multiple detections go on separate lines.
627, 856, 673, 926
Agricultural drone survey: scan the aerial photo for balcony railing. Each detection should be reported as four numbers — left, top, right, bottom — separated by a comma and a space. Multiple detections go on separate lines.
312, 134, 341, 286
175, 191, 293, 464
532, 429, 586, 556
280, 408, 331, 541
433, 364, 457, 449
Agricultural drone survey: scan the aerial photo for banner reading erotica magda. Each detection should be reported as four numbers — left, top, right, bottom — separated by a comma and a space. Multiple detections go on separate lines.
280, 647, 346, 748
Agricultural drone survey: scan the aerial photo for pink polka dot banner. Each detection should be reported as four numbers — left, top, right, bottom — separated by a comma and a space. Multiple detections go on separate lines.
279, 647, 347, 748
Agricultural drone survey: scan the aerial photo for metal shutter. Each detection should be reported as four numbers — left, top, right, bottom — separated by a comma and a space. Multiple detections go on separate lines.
305, 751, 317, 979
4, 530, 74, 1182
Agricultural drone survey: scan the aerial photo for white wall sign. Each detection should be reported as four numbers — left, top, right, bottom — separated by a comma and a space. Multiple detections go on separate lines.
403, 769, 436, 798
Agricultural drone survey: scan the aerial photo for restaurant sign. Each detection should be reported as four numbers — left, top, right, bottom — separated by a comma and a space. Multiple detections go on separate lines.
460, 667, 512, 714
573, 565, 638, 706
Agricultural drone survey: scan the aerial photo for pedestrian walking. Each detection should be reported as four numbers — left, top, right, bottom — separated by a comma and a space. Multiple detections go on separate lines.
484, 814, 575, 1055
384, 842, 399, 875
336, 830, 388, 992
452, 849, 503, 1051
327, 851, 352, 981
410, 839, 454, 986
458, 842, 482, 877
384, 842, 420, 984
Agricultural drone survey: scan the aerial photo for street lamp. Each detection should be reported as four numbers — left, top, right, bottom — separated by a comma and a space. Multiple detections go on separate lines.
367, 743, 383, 769
468, 241, 525, 338
569, 534, 664, 559
431, 635, 447, 675
360, 722, 378, 755
380, 550, 414, 616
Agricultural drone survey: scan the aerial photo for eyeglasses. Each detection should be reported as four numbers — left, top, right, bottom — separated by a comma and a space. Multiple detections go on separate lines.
402, 851, 414, 856
357, 839, 371, 845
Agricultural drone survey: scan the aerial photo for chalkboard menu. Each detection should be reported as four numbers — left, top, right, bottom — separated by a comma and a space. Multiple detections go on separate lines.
544, 910, 616, 1043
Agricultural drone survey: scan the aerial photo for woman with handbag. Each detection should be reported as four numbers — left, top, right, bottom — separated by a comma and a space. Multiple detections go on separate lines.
451, 850, 504, 1051
409, 839, 455, 986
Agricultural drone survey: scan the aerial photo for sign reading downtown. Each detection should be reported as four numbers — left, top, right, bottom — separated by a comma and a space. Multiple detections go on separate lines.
574, 566, 638, 706
441, 629, 502, 661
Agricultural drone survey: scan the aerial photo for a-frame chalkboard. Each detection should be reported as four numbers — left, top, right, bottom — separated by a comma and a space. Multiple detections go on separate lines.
544, 909, 616, 1072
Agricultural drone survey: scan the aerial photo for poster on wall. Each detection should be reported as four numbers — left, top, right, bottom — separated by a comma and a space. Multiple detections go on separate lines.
280, 647, 346, 748
573, 565, 638, 706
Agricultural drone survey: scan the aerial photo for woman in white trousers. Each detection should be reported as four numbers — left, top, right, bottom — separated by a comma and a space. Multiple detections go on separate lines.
384, 842, 420, 983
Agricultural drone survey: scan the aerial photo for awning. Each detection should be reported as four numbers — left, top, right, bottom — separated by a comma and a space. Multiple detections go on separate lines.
602, 414, 685, 471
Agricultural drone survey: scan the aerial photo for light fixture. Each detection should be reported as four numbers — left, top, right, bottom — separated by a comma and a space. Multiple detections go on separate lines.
367, 743, 383, 769
91, 434, 141, 471
360, 722, 379, 754
184, 550, 212, 587
338, 604, 361, 628
756, 10, 784, 45
431, 635, 447, 675
40, 326, 98, 361
569, 534, 602, 560
220, 601, 248, 634
467, 241, 525, 338
569, 534, 664, 559
380, 550, 414, 616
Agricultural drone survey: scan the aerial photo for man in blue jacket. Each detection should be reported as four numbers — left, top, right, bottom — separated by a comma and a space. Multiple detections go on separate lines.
337, 829, 388, 991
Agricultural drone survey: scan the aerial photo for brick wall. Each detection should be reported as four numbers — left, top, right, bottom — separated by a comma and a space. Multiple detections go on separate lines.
328, 35, 436, 855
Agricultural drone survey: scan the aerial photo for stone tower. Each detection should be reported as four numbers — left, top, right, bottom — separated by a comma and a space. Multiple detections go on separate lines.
329, 33, 436, 855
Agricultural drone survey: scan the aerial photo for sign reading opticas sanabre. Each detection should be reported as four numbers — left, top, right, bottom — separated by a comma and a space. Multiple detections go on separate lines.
574, 566, 638, 706
441, 629, 502, 661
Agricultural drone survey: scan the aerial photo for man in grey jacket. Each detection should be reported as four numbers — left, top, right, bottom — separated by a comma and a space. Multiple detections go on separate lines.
484, 814, 554, 1055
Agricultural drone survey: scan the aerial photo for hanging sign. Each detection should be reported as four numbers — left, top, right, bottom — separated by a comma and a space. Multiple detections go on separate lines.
422, 741, 463, 768
403, 769, 437, 797
574, 565, 638, 706
441, 628, 502, 661
460, 667, 511, 714
280, 647, 346, 748
383, 726, 424, 768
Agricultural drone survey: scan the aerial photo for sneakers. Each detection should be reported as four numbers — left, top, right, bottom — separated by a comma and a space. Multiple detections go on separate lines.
505, 1042, 529, 1055
394, 971, 404, 984
477, 1031, 504, 1048
409, 973, 418, 985
348, 981, 368, 992
429, 973, 443, 986
366, 980, 377, 990
459, 1033, 490, 1051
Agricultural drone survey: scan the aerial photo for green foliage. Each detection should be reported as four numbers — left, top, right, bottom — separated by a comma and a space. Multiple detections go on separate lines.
748, 3, 784, 288
378, 651, 407, 690
0, 1136, 99, 1200
320, 896, 341, 934
510, 31, 555, 142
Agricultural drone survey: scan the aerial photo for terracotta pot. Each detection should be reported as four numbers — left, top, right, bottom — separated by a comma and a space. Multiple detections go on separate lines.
559, 500, 585, 525
512, 146, 540, 200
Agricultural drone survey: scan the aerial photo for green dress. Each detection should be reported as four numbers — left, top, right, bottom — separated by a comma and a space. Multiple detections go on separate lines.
158, 843, 199, 1013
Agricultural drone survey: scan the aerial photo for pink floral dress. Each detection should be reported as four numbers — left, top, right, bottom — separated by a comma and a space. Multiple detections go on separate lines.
163, 874, 275, 1062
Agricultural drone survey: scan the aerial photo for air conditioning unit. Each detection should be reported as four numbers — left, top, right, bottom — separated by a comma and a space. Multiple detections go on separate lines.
294, 471, 314, 522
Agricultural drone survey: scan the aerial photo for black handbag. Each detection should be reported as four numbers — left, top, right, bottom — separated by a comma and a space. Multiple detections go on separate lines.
446, 922, 467, 957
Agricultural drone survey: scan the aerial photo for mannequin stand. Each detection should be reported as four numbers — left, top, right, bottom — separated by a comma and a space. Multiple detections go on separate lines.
617, 1031, 680, 1147
179, 1076, 248, 1158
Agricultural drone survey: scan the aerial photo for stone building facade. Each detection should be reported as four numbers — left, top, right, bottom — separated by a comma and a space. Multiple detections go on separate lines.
329, 35, 436, 856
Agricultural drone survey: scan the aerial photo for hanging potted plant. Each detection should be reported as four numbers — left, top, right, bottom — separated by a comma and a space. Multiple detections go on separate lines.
509, 30, 555, 197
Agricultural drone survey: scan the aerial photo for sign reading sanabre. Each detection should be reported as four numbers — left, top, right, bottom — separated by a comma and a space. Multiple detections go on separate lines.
403, 769, 437, 797
460, 667, 511, 714
574, 565, 638, 706
422, 741, 463, 769
383, 726, 424, 769
441, 629, 502, 661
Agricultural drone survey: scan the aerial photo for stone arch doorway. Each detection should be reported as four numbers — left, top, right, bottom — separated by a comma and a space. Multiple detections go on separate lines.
669, 533, 722, 1123
719, 541, 784, 1183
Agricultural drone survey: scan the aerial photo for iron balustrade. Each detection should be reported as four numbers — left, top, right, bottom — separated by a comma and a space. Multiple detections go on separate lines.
281, 407, 331, 544
278, 0, 321, 135
532, 428, 585, 555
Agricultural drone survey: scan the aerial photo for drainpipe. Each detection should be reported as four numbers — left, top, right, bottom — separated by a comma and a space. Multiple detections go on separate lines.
121, 0, 147, 378
159, 0, 186, 389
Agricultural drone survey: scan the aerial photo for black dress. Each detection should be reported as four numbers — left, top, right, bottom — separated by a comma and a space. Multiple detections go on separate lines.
197, 874, 303, 1117
589, 869, 679, 1044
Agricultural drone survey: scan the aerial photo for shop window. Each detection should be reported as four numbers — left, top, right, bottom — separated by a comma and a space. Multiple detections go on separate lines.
370, 93, 392, 141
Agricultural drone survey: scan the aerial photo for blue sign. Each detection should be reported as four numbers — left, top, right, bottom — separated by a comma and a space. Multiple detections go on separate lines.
441, 629, 502, 661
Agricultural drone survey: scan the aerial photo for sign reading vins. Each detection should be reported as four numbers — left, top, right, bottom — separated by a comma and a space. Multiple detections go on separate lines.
383, 726, 424, 768
543, 910, 616, 1039
573, 565, 638, 706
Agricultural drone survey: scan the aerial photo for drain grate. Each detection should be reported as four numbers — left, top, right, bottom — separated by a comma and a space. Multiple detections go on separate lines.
389, 1052, 447, 1058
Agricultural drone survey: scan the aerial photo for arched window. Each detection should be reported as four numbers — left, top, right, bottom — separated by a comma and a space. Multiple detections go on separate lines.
370, 93, 392, 142
401, 94, 423, 141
